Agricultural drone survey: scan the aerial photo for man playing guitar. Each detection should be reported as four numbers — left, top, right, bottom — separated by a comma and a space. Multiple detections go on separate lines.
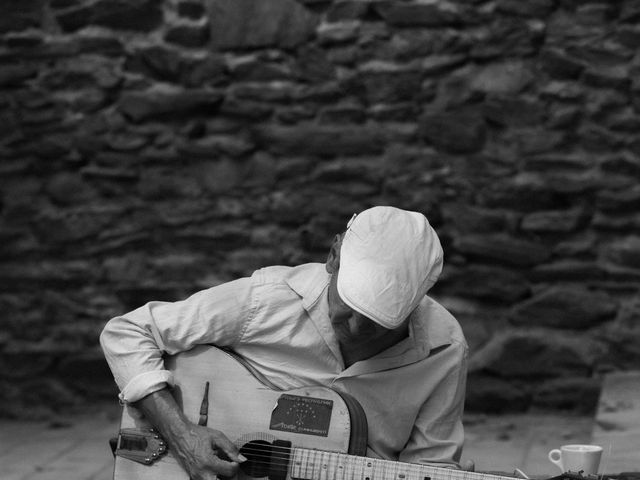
101, 206, 468, 480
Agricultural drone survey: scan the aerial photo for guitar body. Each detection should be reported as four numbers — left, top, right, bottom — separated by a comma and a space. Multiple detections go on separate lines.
113, 345, 367, 480
113, 346, 596, 480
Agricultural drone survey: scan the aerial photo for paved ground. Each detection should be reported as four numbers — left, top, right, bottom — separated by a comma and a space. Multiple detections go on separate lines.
1, 405, 596, 480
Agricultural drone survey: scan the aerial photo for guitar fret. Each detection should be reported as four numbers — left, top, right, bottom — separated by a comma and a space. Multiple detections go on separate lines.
292, 448, 521, 480
363, 457, 374, 480
292, 448, 304, 479
328, 450, 338, 480
318, 450, 327, 480
344, 452, 354, 480
312, 450, 321, 480
338, 453, 347, 480
301, 449, 309, 479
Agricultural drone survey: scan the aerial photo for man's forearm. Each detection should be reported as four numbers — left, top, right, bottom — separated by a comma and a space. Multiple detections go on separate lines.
133, 387, 191, 443
132, 387, 246, 479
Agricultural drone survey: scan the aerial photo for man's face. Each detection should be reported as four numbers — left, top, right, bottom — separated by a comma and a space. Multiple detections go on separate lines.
327, 270, 393, 347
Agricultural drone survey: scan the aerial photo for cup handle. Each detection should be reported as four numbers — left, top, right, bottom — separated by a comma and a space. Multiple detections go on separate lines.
548, 449, 563, 472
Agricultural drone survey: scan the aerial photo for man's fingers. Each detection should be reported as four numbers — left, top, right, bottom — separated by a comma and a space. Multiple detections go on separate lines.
210, 457, 240, 478
211, 433, 246, 463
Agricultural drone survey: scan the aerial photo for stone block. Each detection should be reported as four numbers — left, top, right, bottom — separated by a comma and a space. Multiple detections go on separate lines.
229, 59, 293, 84
0, 64, 39, 88
374, 0, 472, 27
469, 329, 604, 378
87, 0, 163, 31
597, 299, 640, 370
483, 95, 545, 127
125, 45, 188, 83
207, 0, 319, 50
178, 0, 206, 19
177, 134, 255, 158
58, 350, 119, 397
184, 54, 227, 87
453, 233, 551, 267
470, 60, 534, 95
440, 204, 514, 234
583, 65, 631, 90
532, 377, 601, 413
355, 60, 423, 104
597, 185, 640, 213
523, 153, 594, 172
296, 45, 338, 83
616, 24, 640, 49
602, 236, 640, 270
440, 265, 531, 303
539, 47, 585, 79
469, 19, 544, 59
118, 88, 224, 122
317, 20, 360, 45
419, 54, 467, 78
56, 0, 163, 32
509, 286, 617, 329
45, 172, 97, 206
0, 351, 55, 380
495, 0, 555, 17
252, 123, 387, 157
219, 97, 274, 119
419, 110, 486, 154
521, 208, 587, 233
165, 22, 210, 48
0, 0, 45, 33
465, 373, 531, 413
138, 169, 203, 199
326, 1, 370, 22
34, 206, 124, 244
318, 102, 366, 124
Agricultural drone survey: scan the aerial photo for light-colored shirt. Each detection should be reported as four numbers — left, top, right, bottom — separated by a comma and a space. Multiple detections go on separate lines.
100, 263, 468, 466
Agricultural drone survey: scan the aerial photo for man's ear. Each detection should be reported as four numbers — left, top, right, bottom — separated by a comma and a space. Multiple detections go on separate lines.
326, 234, 342, 274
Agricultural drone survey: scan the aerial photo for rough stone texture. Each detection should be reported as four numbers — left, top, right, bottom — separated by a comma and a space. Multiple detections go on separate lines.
509, 286, 618, 329
1, 0, 639, 418
469, 330, 605, 378
465, 373, 531, 413
207, 0, 319, 50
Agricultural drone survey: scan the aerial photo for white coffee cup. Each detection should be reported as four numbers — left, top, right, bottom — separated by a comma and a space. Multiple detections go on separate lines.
548, 444, 603, 475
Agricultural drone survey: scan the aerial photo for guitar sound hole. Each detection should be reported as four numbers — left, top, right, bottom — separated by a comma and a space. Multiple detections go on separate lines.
240, 440, 272, 478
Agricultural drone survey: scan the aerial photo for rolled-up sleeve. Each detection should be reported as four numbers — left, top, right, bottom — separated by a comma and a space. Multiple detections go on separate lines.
100, 276, 254, 403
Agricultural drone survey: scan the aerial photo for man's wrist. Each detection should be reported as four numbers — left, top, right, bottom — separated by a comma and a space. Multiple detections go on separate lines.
134, 388, 191, 444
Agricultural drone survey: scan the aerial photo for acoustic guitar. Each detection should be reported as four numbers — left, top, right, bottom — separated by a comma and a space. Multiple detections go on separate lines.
112, 345, 585, 480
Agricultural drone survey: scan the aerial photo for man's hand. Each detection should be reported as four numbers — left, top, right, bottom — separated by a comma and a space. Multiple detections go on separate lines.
169, 422, 246, 480
134, 388, 246, 480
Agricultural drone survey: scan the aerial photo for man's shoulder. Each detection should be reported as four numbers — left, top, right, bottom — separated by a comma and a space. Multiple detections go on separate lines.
416, 295, 467, 348
253, 263, 325, 285
249, 263, 329, 309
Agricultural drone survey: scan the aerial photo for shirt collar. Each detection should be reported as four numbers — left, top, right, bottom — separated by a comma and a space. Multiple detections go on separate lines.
284, 263, 331, 310
284, 263, 450, 374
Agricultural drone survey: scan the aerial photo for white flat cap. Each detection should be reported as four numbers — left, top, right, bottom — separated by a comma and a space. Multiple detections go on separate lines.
337, 206, 443, 329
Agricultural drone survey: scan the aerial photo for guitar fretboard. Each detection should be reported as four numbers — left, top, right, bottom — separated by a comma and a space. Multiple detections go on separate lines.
290, 448, 515, 480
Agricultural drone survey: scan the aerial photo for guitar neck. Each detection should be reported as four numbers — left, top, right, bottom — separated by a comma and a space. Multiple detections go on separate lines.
289, 447, 516, 480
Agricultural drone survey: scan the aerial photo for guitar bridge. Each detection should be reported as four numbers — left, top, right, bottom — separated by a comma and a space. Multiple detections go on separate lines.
115, 428, 167, 465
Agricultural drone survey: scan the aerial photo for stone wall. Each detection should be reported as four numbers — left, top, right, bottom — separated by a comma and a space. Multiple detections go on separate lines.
2, 0, 640, 418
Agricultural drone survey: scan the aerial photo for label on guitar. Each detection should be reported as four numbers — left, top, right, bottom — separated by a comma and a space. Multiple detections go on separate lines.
270, 394, 333, 437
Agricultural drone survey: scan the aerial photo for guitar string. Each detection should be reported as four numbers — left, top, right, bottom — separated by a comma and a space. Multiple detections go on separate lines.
238, 446, 507, 480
